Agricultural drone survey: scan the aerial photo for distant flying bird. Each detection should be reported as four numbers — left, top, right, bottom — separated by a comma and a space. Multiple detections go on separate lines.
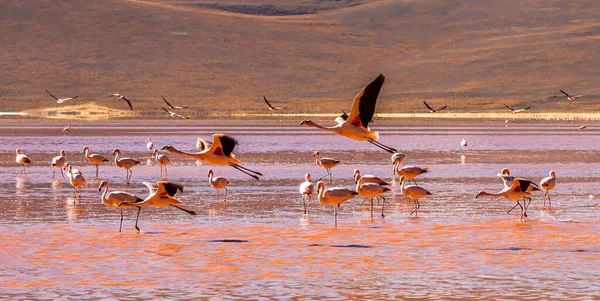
301, 74, 397, 153
579, 125, 587, 131
162, 96, 189, 109
109, 94, 133, 110
423, 101, 447, 113
45, 89, 78, 104
62, 126, 71, 135
263, 96, 286, 111
504, 104, 531, 114
560, 90, 583, 101
162, 107, 191, 120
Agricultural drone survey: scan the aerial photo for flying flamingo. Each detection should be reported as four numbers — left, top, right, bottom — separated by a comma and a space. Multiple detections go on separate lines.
67, 165, 86, 198
207, 169, 230, 202
99, 180, 144, 232
162, 96, 189, 109
540, 171, 556, 208
316, 181, 358, 227
161, 134, 263, 180
299, 173, 315, 215
313, 151, 340, 183
356, 181, 392, 218
118, 181, 197, 232
45, 88, 78, 103
504, 104, 531, 114
162, 107, 191, 120
62, 126, 71, 135
112, 149, 141, 185
15, 149, 31, 176
51, 149, 66, 179
560, 90, 583, 101
109, 93, 133, 110
475, 178, 539, 222
300, 74, 397, 153
152, 149, 170, 179
83, 146, 109, 178
423, 101, 447, 113
399, 176, 432, 217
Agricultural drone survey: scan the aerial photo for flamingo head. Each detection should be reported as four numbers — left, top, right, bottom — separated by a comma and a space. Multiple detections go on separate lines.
60, 150, 65, 156
112, 148, 120, 156
15, 149, 21, 154
207, 169, 213, 177
550, 170, 556, 178
499, 168, 510, 176
98, 180, 108, 191
82, 146, 89, 153
391, 152, 405, 163
316, 181, 325, 192
300, 120, 312, 126
305, 173, 311, 182
148, 137, 152, 142
312, 151, 319, 157
63, 163, 70, 171
161, 145, 172, 151
152, 149, 159, 156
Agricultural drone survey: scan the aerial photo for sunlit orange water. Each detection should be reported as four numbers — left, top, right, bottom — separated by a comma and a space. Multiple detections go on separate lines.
0, 120, 599, 299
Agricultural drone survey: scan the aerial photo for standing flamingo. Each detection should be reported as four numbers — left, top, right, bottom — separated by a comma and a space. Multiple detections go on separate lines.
316, 181, 358, 227
353, 169, 389, 186
161, 134, 263, 180
152, 149, 170, 179
540, 171, 556, 208
313, 151, 340, 183
83, 146, 109, 178
147, 137, 154, 152
300, 74, 397, 153
15, 149, 31, 176
399, 176, 432, 217
67, 165, 86, 198
299, 173, 315, 215
51, 149, 66, 179
112, 149, 141, 185
356, 181, 392, 218
395, 165, 429, 185
207, 169, 230, 202
99, 181, 144, 232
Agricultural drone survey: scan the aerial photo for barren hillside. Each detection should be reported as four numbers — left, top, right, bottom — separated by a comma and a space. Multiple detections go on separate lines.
1, 0, 598, 118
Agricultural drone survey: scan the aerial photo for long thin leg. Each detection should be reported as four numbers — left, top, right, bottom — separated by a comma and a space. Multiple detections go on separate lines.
165, 165, 168, 179
230, 164, 260, 180
370, 198, 374, 219
60, 168, 65, 179
368, 140, 397, 154
160, 165, 163, 179
302, 196, 307, 215
119, 209, 123, 233
507, 202, 520, 214
230, 163, 263, 177
329, 169, 333, 183
547, 192, 552, 208
96, 164, 99, 178
317, 171, 329, 182
224, 187, 228, 201
410, 199, 418, 216
523, 197, 531, 217
135, 206, 141, 232
381, 196, 386, 218
52, 169, 56, 180
334, 205, 337, 227
170, 204, 197, 215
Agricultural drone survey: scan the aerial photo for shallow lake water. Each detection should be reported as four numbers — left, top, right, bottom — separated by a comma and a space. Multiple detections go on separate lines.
0, 119, 599, 299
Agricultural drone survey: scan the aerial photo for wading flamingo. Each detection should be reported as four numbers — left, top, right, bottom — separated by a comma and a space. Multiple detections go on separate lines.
300, 74, 397, 153
299, 173, 315, 215
475, 178, 539, 222
395, 165, 429, 185
83, 146, 109, 178
51, 149, 66, 179
99, 180, 144, 232
540, 171, 556, 208
147, 137, 154, 152
162, 134, 263, 180
313, 151, 340, 183
353, 169, 390, 186
207, 169, 230, 202
153, 149, 170, 179
356, 181, 392, 218
400, 176, 432, 217
112, 149, 141, 185
67, 165, 86, 198
15, 149, 31, 176
316, 181, 358, 227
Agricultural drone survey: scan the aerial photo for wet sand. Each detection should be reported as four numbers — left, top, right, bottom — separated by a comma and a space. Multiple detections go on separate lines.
0, 120, 599, 299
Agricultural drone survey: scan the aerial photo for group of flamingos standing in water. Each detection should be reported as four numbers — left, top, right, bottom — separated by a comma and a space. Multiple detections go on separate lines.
14, 74, 557, 230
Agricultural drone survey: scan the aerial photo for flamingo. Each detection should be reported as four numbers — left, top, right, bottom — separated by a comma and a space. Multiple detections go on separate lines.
299, 173, 315, 215
540, 171, 556, 208
109, 93, 133, 110
475, 178, 539, 222
67, 165, 86, 198
112, 149, 141, 185
395, 165, 429, 185
497, 169, 542, 202
461, 138, 467, 149
45, 88, 78, 104
353, 169, 390, 186
579, 125, 587, 131
162, 107, 191, 120
162, 96, 189, 109
99, 180, 144, 232
560, 90, 583, 101
15, 149, 31, 176
423, 101, 447, 113
152, 149, 170, 179
391, 153, 405, 175
117, 181, 196, 232
356, 181, 392, 218
63, 163, 81, 175
51, 149, 66, 179
197, 138, 211, 151
82, 146, 109, 178
399, 176, 432, 217
62, 126, 71, 135
161, 134, 263, 180
316, 181, 358, 227
504, 104, 531, 114
313, 151, 340, 183
263, 96, 286, 111
147, 137, 154, 152
300, 74, 397, 154
207, 169, 230, 202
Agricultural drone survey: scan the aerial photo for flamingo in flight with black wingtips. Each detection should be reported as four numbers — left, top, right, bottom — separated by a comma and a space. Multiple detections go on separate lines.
423, 101, 447, 113
560, 90, 583, 101
109, 94, 133, 110
162, 96, 189, 109
475, 178, 540, 222
162, 134, 263, 180
45, 89, 78, 104
504, 104, 531, 114
300, 74, 397, 154
263, 96, 286, 111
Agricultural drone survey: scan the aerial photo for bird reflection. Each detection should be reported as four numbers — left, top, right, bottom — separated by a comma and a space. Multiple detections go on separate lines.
461, 154, 466, 164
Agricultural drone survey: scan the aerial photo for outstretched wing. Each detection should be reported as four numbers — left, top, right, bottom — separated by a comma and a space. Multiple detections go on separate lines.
423, 101, 435, 112
559, 90, 570, 97
162, 107, 171, 114
347, 74, 385, 128
208, 134, 237, 157
437, 105, 447, 111
122, 96, 133, 110
162, 96, 175, 109
263, 96, 276, 110
157, 181, 184, 197
504, 104, 515, 112
523, 106, 531, 110
45, 89, 58, 100
142, 181, 158, 195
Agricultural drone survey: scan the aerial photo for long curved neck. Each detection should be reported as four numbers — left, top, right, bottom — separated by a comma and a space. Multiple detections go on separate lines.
477, 191, 504, 198
400, 180, 407, 194
168, 147, 205, 160
306, 121, 340, 134
84, 149, 90, 159
114, 152, 120, 165
101, 186, 109, 205
208, 171, 213, 183
315, 155, 321, 167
